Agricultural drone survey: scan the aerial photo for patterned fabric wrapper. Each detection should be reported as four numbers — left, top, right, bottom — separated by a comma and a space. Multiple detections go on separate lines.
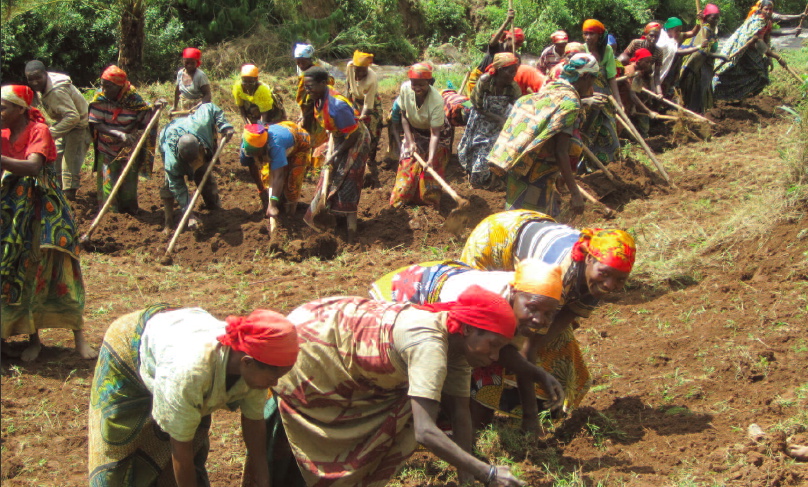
305, 124, 370, 216
458, 94, 512, 186
580, 63, 620, 164
87, 306, 214, 486
259, 121, 311, 204
679, 22, 719, 112
713, 15, 771, 101
459, 209, 555, 271
369, 260, 471, 303
389, 123, 452, 208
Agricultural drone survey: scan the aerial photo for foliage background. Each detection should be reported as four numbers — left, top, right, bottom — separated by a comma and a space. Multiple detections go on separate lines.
1, 0, 806, 86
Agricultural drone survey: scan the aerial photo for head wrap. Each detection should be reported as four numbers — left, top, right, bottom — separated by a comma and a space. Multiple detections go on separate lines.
643, 22, 663, 34
504, 28, 525, 43
571, 228, 636, 273
630, 47, 653, 64
408, 62, 434, 80
352, 50, 374, 67
564, 42, 586, 55
294, 44, 315, 59
560, 53, 599, 82
242, 124, 267, 155
704, 3, 721, 16
583, 19, 606, 34
101, 65, 128, 88
749, 0, 773, 17
664, 17, 683, 30
240, 64, 260, 78
418, 285, 517, 339
485, 52, 520, 75
182, 47, 202, 67
1, 85, 34, 108
512, 259, 563, 300
551, 30, 569, 43
217, 310, 299, 367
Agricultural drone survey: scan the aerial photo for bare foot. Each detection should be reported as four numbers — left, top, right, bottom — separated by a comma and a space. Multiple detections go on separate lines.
20, 338, 42, 362
787, 444, 808, 462
74, 331, 98, 360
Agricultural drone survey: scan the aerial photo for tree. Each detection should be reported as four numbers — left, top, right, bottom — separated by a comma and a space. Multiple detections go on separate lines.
117, 0, 150, 80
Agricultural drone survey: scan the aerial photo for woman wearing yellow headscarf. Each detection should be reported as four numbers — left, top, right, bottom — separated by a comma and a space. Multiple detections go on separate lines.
369, 258, 566, 433
346, 50, 382, 177
460, 210, 637, 413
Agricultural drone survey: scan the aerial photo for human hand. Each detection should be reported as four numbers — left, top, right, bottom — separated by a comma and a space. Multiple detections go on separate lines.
649, 111, 659, 120
506, 8, 515, 20
490, 466, 526, 487
538, 373, 565, 411
700, 40, 709, 50
697, 11, 704, 21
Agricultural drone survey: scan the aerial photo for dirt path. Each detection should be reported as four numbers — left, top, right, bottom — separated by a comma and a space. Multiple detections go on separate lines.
1, 88, 806, 485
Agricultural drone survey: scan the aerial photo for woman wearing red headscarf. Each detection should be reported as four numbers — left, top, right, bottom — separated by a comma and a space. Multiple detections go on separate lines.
173, 47, 212, 111
459, 52, 521, 188
618, 21, 666, 95
269, 286, 526, 487
460, 7, 524, 97
618, 48, 661, 136
88, 65, 159, 214
461, 210, 636, 411
88, 305, 299, 487
389, 62, 453, 210
1, 85, 95, 362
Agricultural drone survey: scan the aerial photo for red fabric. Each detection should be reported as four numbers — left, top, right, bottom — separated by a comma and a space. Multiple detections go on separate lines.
504, 28, 525, 43
217, 309, 299, 366
1, 122, 57, 164
182, 47, 202, 66
703, 3, 720, 16
571, 228, 636, 273
6, 85, 34, 107
643, 22, 662, 34
408, 62, 434, 79
416, 284, 516, 339
630, 47, 653, 64
514, 64, 546, 95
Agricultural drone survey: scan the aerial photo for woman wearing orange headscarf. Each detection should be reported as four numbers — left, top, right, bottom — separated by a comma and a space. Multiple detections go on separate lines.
173, 47, 211, 111
618, 21, 665, 95
89, 305, 298, 487
458, 52, 521, 188
460, 8, 524, 97
2, 85, 94, 363
346, 50, 382, 174
461, 210, 636, 411
88, 65, 158, 214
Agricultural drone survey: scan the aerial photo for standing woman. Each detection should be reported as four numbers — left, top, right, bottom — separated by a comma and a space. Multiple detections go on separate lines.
487, 54, 601, 216
302, 66, 371, 242
172, 47, 212, 111
714, 0, 782, 102
1, 85, 95, 361
232, 64, 286, 126
389, 63, 452, 211
88, 65, 158, 214
458, 52, 521, 188
617, 22, 665, 95
293, 44, 334, 169
346, 50, 382, 165
88, 306, 298, 486
581, 20, 623, 167
679, 4, 722, 113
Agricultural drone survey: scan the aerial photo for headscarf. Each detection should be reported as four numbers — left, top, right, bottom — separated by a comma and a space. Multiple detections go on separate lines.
352, 50, 374, 67
560, 53, 599, 82
643, 22, 663, 35
182, 47, 202, 67
504, 28, 525, 43
408, 62, 433, 80
551, 30, 569, 43
512, 259, 563, 300
564, 42, 586, 55
747, 1, 772, 18
240, 64, 260, 78
571, 228, 636, 273
101, 65, 130, 93
417, 285, 517, 339
704, 3, 721, 16
485, 52, 519, 75
242, 124, 267, 155
664, 17, 683, 30
582, 19, 606, 34
294, 44, 315, 59
630, 47, 653, 64
217, 309, 299, 367
1, 85, 46, 123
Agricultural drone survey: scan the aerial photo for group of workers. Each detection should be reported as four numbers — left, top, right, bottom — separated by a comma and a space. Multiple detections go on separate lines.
1, 1, 805, 485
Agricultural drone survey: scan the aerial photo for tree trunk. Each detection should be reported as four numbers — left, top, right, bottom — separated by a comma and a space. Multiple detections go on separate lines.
117, 6, 145, 82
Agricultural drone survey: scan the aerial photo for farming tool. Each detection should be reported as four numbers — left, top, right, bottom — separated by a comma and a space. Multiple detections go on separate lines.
775, 57, 805, 85
641, 88, 716, 125
581, 145, 616, 182
160, 133, 231, 266
412, 152, 472, 235
80, 104, 164, 246
303, 135, 336, 232
795, 2, 808, 37
608, 95, 675, 187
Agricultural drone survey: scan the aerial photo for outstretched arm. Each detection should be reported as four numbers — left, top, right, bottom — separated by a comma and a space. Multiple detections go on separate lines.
490, 8, 515, 48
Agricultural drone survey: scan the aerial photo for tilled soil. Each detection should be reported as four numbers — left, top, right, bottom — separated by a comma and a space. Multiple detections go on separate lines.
2, 94, 807, 486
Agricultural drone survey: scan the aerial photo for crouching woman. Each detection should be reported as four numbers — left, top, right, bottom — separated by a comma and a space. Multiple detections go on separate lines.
88, 305, 298, 486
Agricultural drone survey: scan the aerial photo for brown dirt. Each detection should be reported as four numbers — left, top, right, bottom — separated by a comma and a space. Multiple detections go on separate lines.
2, 92, 807, 486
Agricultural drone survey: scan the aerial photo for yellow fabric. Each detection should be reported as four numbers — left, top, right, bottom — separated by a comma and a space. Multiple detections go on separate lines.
352, 50, 374, 67
240, 64, 259, 77
460, 210, 555, 271
511, 259, 563, 300
232, 82, 275, 112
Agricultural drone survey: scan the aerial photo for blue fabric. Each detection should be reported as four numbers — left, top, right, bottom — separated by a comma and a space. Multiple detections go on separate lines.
267, 124, 295, 170
390, 97, 402, 123
326, 91, 359, 133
